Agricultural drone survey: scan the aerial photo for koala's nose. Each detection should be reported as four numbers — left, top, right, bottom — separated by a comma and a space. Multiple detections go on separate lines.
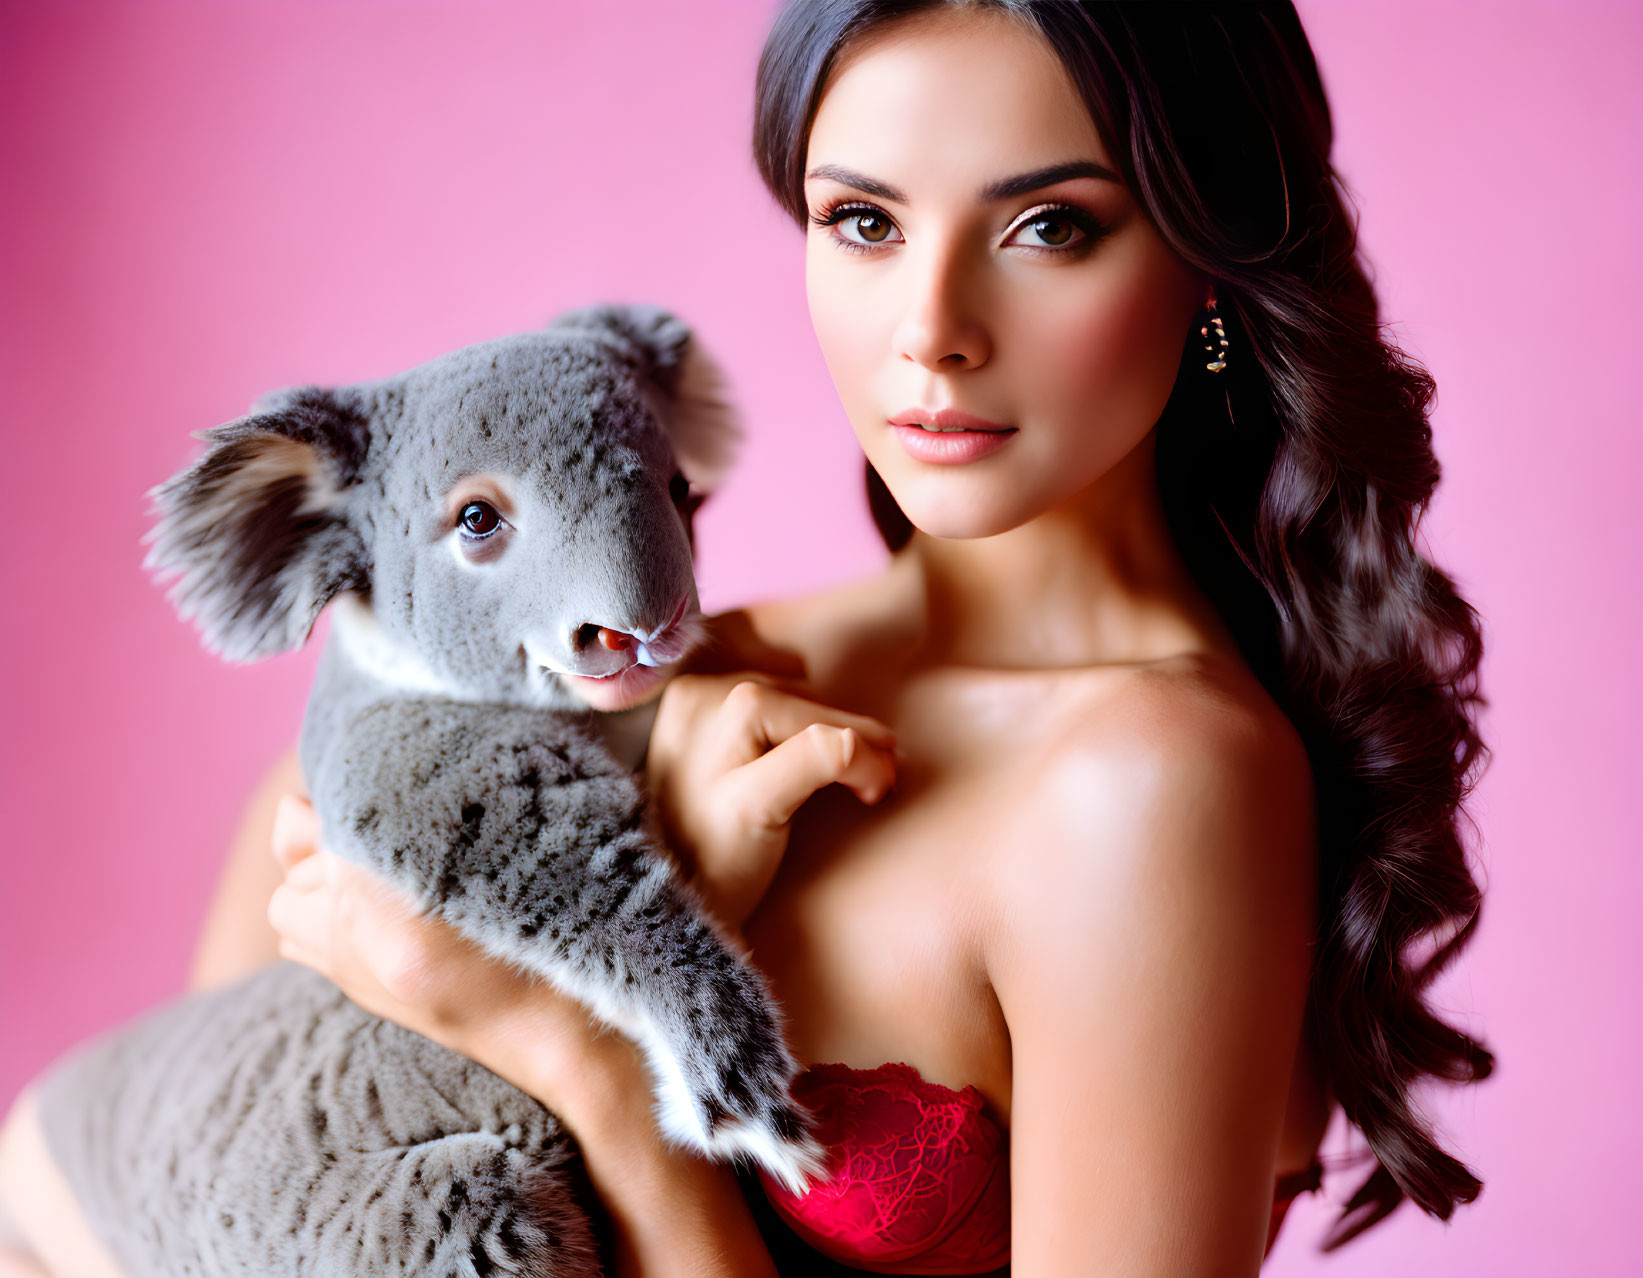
573, 622, 636, 653
568, 595, 690, 673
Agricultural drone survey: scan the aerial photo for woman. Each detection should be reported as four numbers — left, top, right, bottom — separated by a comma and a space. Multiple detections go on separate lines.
0, 2, 1493, 1275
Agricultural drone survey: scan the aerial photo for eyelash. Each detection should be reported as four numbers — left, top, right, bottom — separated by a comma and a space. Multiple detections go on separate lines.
808, 197, 1110, 258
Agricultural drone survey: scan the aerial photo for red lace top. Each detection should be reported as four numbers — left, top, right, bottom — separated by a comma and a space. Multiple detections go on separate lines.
754, 1061, 1324, 1275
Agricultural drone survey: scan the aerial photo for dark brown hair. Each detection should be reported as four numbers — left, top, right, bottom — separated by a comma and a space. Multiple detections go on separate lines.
754, 0, 1494, 1251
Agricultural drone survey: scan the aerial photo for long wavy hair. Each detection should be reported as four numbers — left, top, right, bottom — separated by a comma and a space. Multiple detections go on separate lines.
753, 0, 1494, 1252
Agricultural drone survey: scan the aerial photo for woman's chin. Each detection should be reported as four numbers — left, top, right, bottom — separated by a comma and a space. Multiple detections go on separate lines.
895, 498, 1033, 542
871, 466, 1039, 541
562, 662, 671, 713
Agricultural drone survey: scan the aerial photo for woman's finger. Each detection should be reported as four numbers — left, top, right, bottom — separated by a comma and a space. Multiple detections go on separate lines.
711, 680, 897, 770
267, 878, 332, 969
284, 850, 328, 892
270, 792, 321, 872
721, 722, 898, 831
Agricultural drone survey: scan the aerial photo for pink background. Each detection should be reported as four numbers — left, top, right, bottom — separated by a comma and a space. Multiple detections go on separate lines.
1, 2, 1637, 1272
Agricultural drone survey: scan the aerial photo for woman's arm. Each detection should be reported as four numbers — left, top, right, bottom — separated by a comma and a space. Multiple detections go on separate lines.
993, 702, 1318, 1276
189, 745, 305, 992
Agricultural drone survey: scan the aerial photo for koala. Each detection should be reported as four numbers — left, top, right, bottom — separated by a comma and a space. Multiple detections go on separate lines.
29, 304, 826, 1277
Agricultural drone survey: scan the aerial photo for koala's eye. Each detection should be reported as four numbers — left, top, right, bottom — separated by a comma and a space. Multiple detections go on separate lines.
668, 472, 692, 508
458, 501, 503, 538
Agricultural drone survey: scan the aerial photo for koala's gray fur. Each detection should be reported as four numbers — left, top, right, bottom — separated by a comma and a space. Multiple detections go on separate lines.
32, 304, 824, 1277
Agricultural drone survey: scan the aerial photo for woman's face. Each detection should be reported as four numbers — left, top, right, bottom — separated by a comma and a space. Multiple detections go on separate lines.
803, 7, 1208, 539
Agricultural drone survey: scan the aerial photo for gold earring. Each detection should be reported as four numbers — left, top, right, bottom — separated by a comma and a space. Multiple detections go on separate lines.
1201, 298, 1228, 373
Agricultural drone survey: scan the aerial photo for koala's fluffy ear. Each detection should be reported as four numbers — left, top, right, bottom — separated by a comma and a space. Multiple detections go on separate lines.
547, 303, 743, 493
143, 386, 373, 663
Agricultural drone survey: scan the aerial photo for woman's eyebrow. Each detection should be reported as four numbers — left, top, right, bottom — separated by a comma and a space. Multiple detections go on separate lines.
804, 160, 1122, 204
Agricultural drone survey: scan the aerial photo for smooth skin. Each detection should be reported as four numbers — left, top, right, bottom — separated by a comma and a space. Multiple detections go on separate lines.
0, 8, 1331, 1275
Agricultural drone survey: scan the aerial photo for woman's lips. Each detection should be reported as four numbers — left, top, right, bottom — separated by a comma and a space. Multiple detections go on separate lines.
888, 407, 1018, 465
889, 407, 1013, 432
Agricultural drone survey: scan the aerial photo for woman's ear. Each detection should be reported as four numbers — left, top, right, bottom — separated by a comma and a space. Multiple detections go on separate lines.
143, 386, 372, 663
545, 302, 744, 494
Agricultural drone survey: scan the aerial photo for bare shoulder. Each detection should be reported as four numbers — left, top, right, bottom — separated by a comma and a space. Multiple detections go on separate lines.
989, 653, 1318, 976
1050, 654, 1312, 840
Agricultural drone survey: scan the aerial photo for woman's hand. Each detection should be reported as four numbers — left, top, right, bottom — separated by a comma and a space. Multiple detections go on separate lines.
266, 795, 540, 1050
267, 793, 661, 1133
646, 669, 900, 934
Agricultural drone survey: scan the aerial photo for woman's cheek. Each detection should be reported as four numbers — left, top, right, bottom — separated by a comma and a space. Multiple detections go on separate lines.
1028, 280, 1191, 457
814, 298, 899, 461
807, 266, 881, 417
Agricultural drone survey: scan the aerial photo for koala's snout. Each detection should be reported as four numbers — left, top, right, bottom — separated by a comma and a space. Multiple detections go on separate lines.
572, 592, 694, 671
541, 592, 695, 681
568, 623, 642, 677
522, 592, 699, 713
583, 622, 668, 667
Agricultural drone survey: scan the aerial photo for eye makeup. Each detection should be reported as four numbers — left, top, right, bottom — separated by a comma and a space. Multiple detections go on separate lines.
808, 195, 1112, 258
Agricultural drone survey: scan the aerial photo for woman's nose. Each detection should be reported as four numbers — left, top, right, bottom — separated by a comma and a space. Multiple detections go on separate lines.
892, 240, 991, 371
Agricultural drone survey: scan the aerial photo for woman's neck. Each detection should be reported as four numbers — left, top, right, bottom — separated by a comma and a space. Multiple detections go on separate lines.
896, 431, 1236, 672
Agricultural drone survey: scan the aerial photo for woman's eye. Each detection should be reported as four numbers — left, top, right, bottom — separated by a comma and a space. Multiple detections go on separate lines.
813, 198, 1104, 257
458, 500, 503, 538
811, 202, 904, 252
840, 210, 899, 245
1004, 206, 1098, 251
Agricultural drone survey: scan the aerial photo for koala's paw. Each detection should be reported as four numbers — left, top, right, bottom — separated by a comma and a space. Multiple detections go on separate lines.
643, 1038, 828, 1195
626, 953, 827, 1194
705, 1102, 830, 1197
